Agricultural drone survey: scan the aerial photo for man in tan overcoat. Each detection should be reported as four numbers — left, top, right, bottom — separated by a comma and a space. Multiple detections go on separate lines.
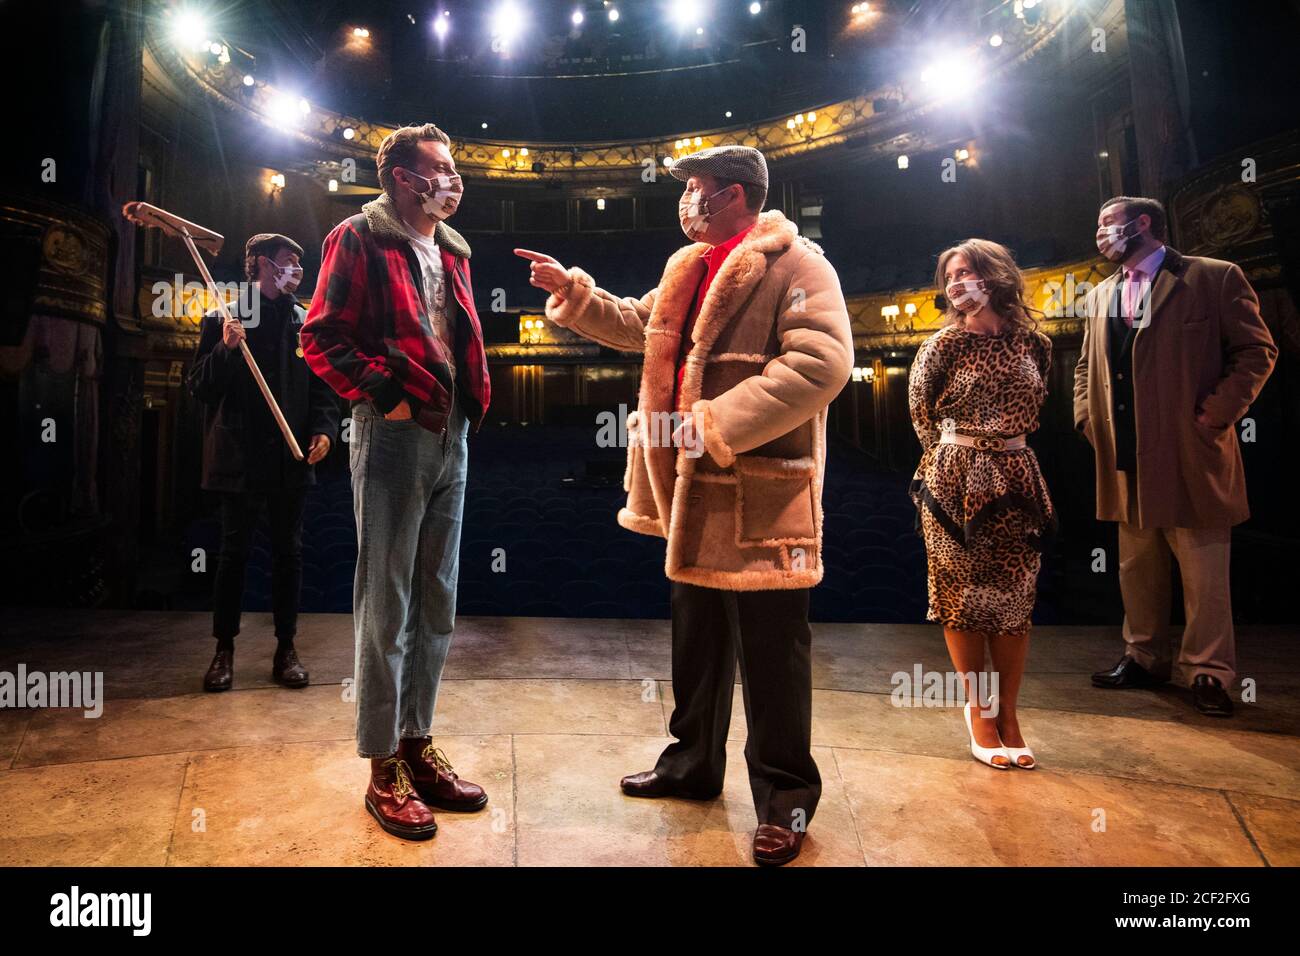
516, 146, 852, 865
1075, 195, 1276, 716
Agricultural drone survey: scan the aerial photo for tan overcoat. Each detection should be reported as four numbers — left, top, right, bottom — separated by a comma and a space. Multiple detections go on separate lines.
1073, 248, 1276, 528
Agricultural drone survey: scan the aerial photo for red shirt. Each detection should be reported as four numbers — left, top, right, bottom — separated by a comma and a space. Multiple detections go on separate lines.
675, 224, 754, 406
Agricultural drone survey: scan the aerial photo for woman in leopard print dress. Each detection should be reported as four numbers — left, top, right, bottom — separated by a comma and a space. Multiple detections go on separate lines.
908, 239, 1054, 770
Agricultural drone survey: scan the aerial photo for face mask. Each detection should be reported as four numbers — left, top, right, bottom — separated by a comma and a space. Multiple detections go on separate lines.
946, 278, 989, 312
270, 261, 303, 293
1096, 219, 1138, 260
678, 185, 735, 241
402, 168, 463, 222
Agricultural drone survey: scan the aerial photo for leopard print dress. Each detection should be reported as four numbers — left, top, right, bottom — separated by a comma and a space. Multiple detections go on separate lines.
908, 324, 1055, 635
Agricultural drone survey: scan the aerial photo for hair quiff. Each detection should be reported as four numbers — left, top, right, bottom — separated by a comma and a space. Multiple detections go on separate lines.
376, 123, 452, 196
933, 238, 1041, 331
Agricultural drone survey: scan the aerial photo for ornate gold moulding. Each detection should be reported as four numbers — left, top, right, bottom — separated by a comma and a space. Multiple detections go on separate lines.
151, 4, 1069, 188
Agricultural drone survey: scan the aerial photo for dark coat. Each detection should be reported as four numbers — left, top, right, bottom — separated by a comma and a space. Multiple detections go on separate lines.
189, 293, 341, 493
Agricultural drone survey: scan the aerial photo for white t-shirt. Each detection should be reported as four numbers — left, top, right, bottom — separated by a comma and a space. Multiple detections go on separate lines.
399, 218, 456, 376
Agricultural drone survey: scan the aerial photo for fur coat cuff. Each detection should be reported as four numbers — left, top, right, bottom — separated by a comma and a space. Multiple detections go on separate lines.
544, 268, 595, 328
692, 399, 736, 468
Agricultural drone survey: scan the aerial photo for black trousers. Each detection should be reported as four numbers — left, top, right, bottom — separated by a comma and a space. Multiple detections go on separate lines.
654, 581, 821, 829
211, 487, 306, 642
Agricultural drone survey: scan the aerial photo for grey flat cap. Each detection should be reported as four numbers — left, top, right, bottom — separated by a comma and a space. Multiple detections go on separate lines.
669, 145, 768, 190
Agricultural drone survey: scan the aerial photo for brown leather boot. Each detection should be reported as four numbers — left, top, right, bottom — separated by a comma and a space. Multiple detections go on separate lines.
397, 737, 488, 812
364, 757, 438, 840
752, 824, 805, 866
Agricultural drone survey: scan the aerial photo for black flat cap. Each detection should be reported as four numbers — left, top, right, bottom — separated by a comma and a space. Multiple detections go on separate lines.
244, 233, 304, 261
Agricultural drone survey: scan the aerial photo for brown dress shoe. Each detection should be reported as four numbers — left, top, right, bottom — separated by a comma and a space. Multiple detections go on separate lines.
272, 642, 309, 688
620, 770, 720, 800
365, 757, 438, 840
203, 646, 233, 692
752, 824, 804, 866
397, 738, 488, 812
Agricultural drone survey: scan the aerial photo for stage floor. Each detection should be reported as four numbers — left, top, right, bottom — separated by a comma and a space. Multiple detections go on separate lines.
1, 610, 1297, 866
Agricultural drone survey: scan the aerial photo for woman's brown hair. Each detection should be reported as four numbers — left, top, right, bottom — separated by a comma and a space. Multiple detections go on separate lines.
933, 238, 1041, 330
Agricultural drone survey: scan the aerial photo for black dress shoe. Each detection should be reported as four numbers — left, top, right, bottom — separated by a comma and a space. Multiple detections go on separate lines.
1192, 675, 1234, 717
272, 643, 310, 688
204, 646, 233, 692
1091, 655, 1165, 689
619, 770, 719, 800
753, 824, 804, 866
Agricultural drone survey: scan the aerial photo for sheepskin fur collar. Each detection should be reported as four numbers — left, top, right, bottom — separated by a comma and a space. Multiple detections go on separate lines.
362, 192, 472, 260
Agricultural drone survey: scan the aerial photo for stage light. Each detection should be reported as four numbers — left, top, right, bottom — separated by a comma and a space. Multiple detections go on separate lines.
269, 173, 286, 189
749, 2, 761, 14
328, 179, 339, 192
725, 110, 732, 118
897, 154, 909, 169
353, 27, 370, 38
572, 9, 584, 25
171, 9, 208, 50
434, 14, 449, 39
299, 97, 311, 116
989, 33, 1003, 47
343, 126, 356, 140
955, 147, 970, 162
482, 122, 489, 129
608, 7, 620, 22
242, 74, 255, 87
920, 51, 978, 94
670, 1, 703, 30
490, 2, 526, 48
268, 94, 299, 125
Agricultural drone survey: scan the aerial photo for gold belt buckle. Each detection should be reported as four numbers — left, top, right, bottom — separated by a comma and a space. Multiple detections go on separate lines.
974, 436, 1006, 451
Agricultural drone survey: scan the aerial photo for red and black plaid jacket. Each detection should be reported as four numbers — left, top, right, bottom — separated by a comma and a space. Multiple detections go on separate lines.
301, 193, 490, 436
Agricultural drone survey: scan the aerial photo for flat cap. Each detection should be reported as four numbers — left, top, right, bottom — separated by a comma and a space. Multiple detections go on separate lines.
244, 232, 304, 261
669, 145, 768, 190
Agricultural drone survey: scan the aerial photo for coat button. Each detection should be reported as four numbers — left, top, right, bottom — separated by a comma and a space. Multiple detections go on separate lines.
1117, 403, 1126, 411
1116, 372, 1124, 380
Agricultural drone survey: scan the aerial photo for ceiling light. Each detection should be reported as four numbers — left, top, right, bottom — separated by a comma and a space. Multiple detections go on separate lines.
897, 154, 909, 169
328, 179, 339, 192
596, 198, 606, 211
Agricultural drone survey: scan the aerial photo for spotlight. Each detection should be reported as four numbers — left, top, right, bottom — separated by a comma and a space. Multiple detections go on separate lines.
171, 9, 208, 50
571, 9, 584, 25
269, 94, 299, 125
989, 33, 1002, 47
725, 110, 732, 118
490, 2, 525, 48
897, 154, 909, 169
328, 179, 339, 192
608, 7, 619, 22
353, 27, 370, 38
299, 97, 311, 116
696, 26, 704, 35
482, 122, 489, 129
242, 74, 255, 87
434, 14, 449, 39
670, 0, 701, 29
920, 52, 978, 93
343, 126, 356, 140
749, 2, 761, 13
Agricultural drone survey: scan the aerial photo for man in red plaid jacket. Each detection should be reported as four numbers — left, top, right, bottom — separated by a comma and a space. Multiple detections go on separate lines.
301, 123, 491, 841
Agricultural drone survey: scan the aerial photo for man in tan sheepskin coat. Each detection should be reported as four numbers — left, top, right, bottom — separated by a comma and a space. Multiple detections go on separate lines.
516, 146, 852, 866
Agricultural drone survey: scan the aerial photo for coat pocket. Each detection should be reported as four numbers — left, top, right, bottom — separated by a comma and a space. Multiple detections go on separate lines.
733, 455, 817, 546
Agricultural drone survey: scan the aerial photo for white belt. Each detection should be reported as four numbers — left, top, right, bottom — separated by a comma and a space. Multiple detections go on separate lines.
939, 431, 1026, 452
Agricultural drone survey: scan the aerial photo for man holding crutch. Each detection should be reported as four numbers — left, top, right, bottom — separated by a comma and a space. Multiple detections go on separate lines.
189, 233, 340, 692
301, 123, 492, 840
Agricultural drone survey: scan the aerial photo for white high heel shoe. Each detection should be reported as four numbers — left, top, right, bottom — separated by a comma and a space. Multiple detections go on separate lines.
989, 694, 1036, 769
964, 699, 1011, 770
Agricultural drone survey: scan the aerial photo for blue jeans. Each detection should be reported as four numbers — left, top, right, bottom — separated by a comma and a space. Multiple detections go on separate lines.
350, 399, 468, 758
